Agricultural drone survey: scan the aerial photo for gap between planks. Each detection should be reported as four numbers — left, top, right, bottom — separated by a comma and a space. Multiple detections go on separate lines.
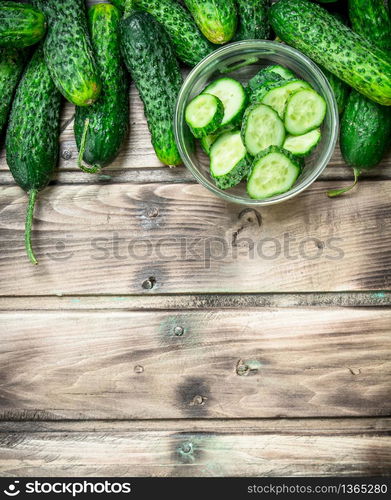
0, 292, 390, 311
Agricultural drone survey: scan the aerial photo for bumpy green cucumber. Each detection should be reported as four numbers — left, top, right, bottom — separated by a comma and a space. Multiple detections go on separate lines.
0, 48, 26, 135
270, 0, 391, 106
5, 46, 61, 264
320, 66, 350, 115
132, 0, 214, 66
110, 0, 126, 13
234, 0, 271, 41
184, 0, 237, 44
0, 2, 46, 49
33, 0, 101, 106
349, 0, 391, 53
74, 4, 129, 172
121, 11, 184, 165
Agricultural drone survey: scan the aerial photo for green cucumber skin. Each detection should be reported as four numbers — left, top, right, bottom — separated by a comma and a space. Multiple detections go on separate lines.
0, 2, 46, 49
33, 0, 101, 106
349, 0, 391, 53
184, 0, 237, 44
212, 156, 250, 190
74, 4, 129, 168
6, 45, 61, 192
120, 12, 184, 166
270, 0, 391, 106
133, 0, 214, 66
0, 48, 26, 135
234, 0, 271, 41
321, 66, 350, 115
109, 0, 126, 13
340, 90, 391, 170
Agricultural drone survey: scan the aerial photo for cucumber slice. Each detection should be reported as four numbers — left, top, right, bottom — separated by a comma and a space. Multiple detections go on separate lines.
200, 126, 231, 154
265, 65, 296, 80
248, 65, 295, 92
210, 130, 250, 189
241, 103, 285, 156
283, 128, 321, 156
247, 146, 302, 200
185, 93, 224, 138
285, 89, 327, 135
258, 79, 311, 117
203, 77, 247, 127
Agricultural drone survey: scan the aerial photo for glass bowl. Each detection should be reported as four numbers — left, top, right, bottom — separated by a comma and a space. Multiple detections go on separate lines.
174, 40, 339, 206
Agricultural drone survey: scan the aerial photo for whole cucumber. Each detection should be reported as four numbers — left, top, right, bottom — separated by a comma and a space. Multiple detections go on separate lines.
349, 0, 391, 53
5, 45, 61, 264
321, 67, 350, 115
132, 0, 214, 66
109, 0, 126, 13
184, 0, 237, 44
270, 0, 391, 106
0, 48, 26, 135
0, 2, 46, 49
74, 4, 129, 172
33, 0, 101, 106
234, 0, 271, 41
120, 11, 184, 166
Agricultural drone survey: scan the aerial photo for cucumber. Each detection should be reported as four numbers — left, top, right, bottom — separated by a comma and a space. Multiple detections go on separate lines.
320, 66, 350, 115
210, 130, 250, 189
284, 89, 327, 135
247, 146, 301, 200
5, 45, 61, 265
241, 103, 285, 156
202, 77, 248, 128
109, 0, 126, 13
234, 0, 271, 41
184, 0, 237, 44
185, 93, 224, 138
254, 79, 311, 117
74, 4, 129, 173
0, 48, 26, 135
33, 0, 101, 106
200, 126, 234, 154
283, 129, 321, 156
248, 65, 293, 93
270, 0, 391, 106
0, 2, 46, 49
121, 11, 184, 166
349, 0, 391, 53
133, 0, 214, 66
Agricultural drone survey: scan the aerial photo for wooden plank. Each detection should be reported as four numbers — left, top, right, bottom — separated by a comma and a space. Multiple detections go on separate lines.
0, 308, 389, 419
0, 292, 390, 311
0, 181, 390, 294
0, 418, 390, 476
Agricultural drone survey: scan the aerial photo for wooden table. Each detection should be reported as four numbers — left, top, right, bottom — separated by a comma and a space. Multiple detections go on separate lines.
1, 16, 391, 478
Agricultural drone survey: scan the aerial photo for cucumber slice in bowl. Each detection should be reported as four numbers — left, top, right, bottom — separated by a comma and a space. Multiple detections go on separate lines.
283, 128, 321, 157
285, 89, 327, 135
241, 103, 285, 156
203, 77, 247, 127
247, 146, 302, 200
210, 130, 250, 189
256, 79, 311, 117
185, 93, 224, 138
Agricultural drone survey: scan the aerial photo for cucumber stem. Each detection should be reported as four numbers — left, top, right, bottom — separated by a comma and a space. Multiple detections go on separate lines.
25, 189, 38, 265
78, 118, 101, 174
327, 168, 360, 198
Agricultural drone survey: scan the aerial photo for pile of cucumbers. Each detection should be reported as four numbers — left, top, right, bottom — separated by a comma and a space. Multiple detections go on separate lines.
185, 66, 327, 199
0, 0, 390, 264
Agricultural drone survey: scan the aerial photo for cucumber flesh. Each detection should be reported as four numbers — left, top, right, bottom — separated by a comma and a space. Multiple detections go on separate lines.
285, 89, 327, 135
247, 146, 301, 199
185, 93, 224, 138
283, 128, 321, 156
264, 65, 295, 80
242, 103, 285, 156
210, 130, 249, 189
259, 79, 311, 117
203, 77, 247, 127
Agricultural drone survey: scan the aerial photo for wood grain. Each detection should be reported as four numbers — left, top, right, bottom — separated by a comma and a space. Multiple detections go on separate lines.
0, 308, 389, 419
0, 181, 390, 294
0, 419, 390, 476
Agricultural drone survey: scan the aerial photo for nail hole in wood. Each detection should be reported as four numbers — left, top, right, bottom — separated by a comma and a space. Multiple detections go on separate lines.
190, 395, 207, 406
61, 149, 72, 160
142, 277, 156, 290
174, 326, 184, 336
134, 365, 144, 374
147, 207, 159, 218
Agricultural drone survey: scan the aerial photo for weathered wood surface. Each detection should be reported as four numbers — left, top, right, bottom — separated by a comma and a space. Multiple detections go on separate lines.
1, 180, 390, 294
0, 419, 390, 477
0, 308, 389, 419
1, 93, 390, 184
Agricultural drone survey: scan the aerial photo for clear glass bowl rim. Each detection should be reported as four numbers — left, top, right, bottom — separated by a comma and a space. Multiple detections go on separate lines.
173, 40, 339, 206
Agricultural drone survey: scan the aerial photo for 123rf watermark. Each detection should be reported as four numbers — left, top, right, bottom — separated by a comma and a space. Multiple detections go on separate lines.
45, 232, 344, 268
